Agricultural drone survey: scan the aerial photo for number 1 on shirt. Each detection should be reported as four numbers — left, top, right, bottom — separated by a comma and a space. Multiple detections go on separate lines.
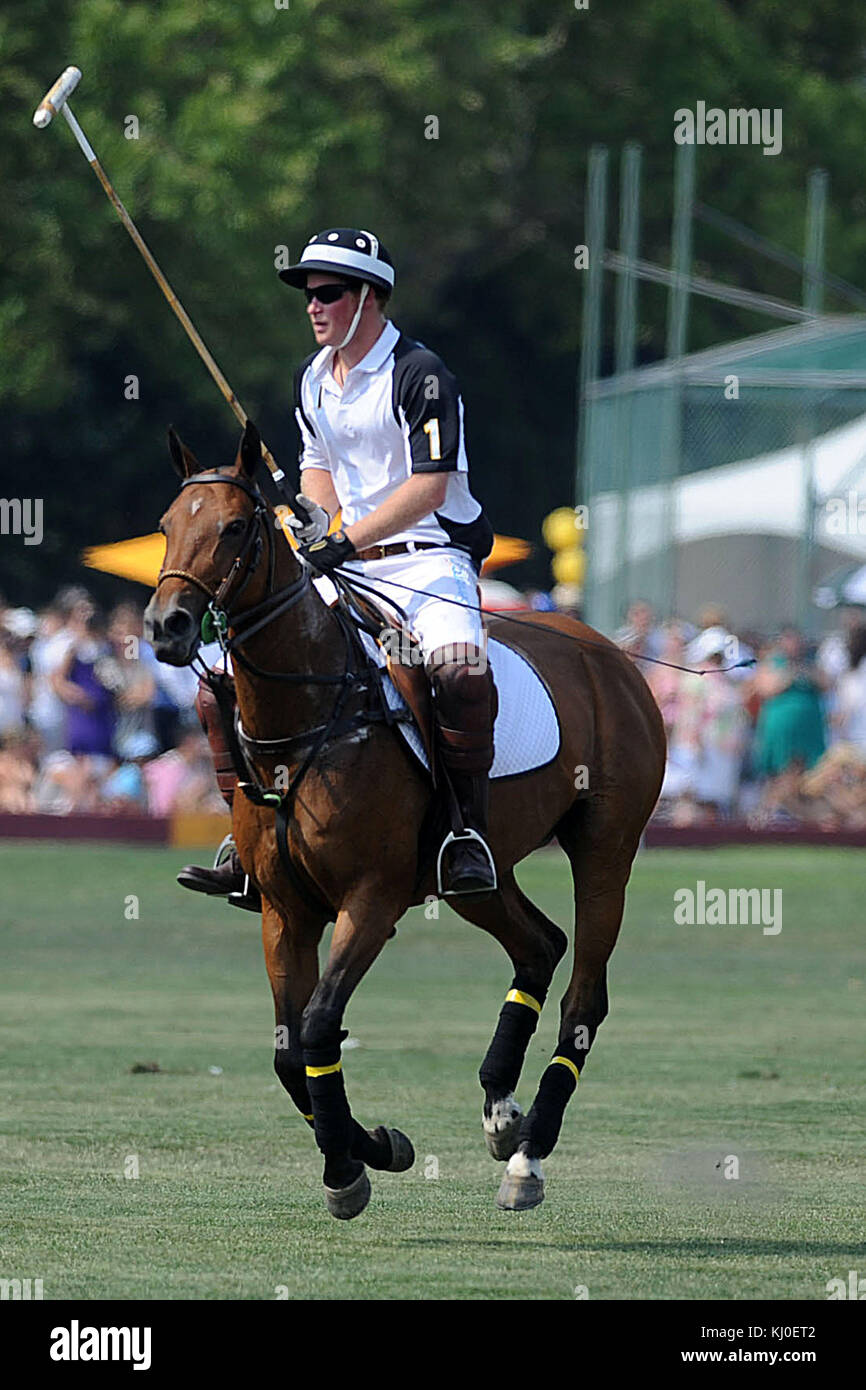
423, 418, 441, 461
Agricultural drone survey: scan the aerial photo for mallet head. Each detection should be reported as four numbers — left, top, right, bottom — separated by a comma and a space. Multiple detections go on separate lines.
33, 66, 81, 128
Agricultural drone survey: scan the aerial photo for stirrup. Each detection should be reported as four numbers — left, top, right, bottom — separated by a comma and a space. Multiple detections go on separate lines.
436, 828, 498, 897
227, 871, 262, 913
213, 833, 235, 870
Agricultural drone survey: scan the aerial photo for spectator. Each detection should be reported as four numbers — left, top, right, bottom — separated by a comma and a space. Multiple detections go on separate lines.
834, 623, 866, 754
687, 605, 754, 680
143, 730, 227, 816
98, 731, 155, 815
51, 598, 115, 764
751, 627, 827, 782
0, 633, 26, 737
663, 635, 749, 820
0, 733, 37, 812
29, 590, 84, 753
646, 622, 688, 735
817, 605, 861, 684
32, 750, 100, 814
800, 744, 866, 828
615, 599, 665, 662
100, 603, 159, 761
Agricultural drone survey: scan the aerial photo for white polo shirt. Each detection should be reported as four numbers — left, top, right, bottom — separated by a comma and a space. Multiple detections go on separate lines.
293, 319, 493, 570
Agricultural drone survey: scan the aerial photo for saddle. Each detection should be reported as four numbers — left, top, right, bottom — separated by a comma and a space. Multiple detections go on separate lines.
332, 585, 438, 776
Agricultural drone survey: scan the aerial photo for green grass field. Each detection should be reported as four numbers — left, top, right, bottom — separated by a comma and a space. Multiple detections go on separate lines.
0, 841, 863, 1301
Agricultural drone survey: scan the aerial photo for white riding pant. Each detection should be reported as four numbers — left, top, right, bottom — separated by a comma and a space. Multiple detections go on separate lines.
317, 546, 484, 661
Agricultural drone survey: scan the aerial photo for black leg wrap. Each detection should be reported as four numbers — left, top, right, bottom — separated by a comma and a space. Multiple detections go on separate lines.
521, 1038, 582, 1160
274, 1051, 313, 1121
479, 977, 546, 1095
303, 1036, 353, 1158
350, 1121, 393, 1169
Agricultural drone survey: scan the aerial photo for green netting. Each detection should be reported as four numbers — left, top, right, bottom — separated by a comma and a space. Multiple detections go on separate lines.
581, 319, 866, 634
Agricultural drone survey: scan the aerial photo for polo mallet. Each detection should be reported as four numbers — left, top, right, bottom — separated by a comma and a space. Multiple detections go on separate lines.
32, 66, 310, 537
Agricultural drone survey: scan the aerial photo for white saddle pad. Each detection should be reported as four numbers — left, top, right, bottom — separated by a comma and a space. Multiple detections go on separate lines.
357, 630, 561, 779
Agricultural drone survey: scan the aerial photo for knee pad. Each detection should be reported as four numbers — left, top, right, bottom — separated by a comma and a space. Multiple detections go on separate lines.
428, 652, 494, 719
428, 657, 496, 774
194, 676, 238, 808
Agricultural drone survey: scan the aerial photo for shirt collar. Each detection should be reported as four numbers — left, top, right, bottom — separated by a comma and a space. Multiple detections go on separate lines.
309, 319, 399, 380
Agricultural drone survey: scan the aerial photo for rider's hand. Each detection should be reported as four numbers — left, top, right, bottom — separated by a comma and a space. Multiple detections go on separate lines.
286, 493, 330, 546
299, 529, 357, 575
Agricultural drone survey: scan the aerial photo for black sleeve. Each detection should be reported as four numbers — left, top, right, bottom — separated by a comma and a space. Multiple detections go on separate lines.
293, 352, 319, 439
392, 340, 462, 473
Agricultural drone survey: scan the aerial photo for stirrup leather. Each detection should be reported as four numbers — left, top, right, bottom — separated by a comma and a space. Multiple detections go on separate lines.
436, 827, 498, 897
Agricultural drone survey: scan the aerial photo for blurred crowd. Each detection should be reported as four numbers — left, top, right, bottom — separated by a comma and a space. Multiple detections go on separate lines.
615, 600, 866, 830
0, 587, 226, 817
2, 585, 866, 830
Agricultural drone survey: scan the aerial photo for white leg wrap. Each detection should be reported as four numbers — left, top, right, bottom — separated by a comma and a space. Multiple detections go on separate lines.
505, 1149, 543, 1180
483, 1094, 522, 1137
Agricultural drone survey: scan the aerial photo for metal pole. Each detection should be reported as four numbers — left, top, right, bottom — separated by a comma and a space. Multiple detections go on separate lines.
803, 169, 828, 316
663, 141, 695, 624
667, 141, 695, 359
578, 145, 608, 475
800, 170, 828, 629
614, 144, 641, 624
615, 143, 641, 376
577, 145, 608, 625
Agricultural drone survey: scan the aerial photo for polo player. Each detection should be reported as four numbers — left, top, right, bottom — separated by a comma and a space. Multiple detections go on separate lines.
178, 228, 497, 906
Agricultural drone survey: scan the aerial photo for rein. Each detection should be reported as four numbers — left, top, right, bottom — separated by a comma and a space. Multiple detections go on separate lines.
325, 567, 757, 678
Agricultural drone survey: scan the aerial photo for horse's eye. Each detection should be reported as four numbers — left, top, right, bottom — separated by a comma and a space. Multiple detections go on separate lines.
223, 519, 246, 537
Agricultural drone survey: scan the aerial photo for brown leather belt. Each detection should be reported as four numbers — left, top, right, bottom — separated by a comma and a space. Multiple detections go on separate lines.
352, 541, 443, 562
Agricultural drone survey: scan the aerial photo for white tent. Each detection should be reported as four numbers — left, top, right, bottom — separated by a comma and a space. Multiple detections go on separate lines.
591, 409, 866, 584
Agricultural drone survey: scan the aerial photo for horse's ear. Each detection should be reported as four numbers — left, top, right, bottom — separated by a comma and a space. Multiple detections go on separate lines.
238, 420, 262, 479
167, 426, 199, 479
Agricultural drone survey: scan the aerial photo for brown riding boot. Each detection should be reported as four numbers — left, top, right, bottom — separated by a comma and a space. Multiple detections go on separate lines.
441, 767, 497, 895
176, 675, 261, 913
428, 646, 498, 896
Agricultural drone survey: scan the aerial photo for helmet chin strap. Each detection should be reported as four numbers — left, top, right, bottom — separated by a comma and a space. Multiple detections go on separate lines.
335, 282, 369, 352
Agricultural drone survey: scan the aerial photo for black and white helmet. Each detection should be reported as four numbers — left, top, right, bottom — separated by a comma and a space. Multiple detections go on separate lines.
278, 228, 395, 292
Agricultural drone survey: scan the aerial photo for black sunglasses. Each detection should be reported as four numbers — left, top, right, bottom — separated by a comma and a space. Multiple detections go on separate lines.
304, 282, 355, 306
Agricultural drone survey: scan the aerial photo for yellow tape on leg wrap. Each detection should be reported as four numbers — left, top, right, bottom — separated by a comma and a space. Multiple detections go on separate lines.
551, 1055, 580, 1083
305, 1060, 343, 1078
505, 989, 542, 1014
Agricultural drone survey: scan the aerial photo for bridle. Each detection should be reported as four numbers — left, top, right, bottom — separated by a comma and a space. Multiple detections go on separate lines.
156, 469, 311, 656
153, 467, 399, 827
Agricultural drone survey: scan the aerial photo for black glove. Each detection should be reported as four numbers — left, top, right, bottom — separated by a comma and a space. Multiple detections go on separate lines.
299, 529, 357, 574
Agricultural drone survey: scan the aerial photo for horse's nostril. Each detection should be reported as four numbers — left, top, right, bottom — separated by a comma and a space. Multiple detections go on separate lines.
163, 608, 195, 640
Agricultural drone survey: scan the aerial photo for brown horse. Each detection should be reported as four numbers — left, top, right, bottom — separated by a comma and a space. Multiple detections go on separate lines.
143, 422, 666, 1218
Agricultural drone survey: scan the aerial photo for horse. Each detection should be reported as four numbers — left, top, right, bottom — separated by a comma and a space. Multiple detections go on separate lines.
143, 421, 666, 1219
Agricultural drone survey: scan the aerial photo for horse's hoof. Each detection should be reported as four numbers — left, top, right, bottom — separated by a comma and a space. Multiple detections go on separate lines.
374, 1125, 415, 1173
483, 1095, 523, 1161
324, 1166, 371, 1220
495, 1149, 545, 1211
